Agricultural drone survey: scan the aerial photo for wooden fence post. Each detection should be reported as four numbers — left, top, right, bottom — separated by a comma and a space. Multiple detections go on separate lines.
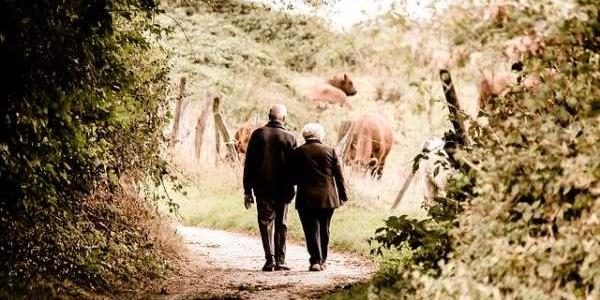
392, 69, 469, 209
212, 96, 239, 165
439, 69, 469, 146
336, 120, 354, 163
337, 120, 353, 143
212, 96, 221, 156
194, 95, 213, 161
172, 77, 187, 145
391, 171, 417, 209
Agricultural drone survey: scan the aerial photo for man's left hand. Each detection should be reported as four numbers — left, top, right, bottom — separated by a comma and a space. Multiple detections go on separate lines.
244, 194, 255, 209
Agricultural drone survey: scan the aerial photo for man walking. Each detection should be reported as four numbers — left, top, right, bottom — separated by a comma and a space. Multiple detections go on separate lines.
243, 104, 297, 271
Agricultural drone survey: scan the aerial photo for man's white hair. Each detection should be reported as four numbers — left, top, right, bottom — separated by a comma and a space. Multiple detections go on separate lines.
302, 123, 325, 141
269, 104, 287, 121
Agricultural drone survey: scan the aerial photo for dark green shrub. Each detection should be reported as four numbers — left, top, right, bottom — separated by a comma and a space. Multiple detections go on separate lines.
0, 0, 174, 297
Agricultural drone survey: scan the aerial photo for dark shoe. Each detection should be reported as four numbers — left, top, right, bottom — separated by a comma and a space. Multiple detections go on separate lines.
309, 264, 322, 272
274, 264, 291, 271
262, 261, 275, 272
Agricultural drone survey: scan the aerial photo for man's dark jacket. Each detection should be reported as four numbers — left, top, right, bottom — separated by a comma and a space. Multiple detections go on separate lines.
292, 140, 348, 209
243, 120, 297, 203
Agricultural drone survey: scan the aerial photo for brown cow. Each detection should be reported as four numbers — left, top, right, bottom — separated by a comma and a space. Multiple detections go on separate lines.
309, 73, 357, 108
234, 121, 265, 155
478, 68, 542, 114
340, 113, 394, 179
477, 70, 518, 113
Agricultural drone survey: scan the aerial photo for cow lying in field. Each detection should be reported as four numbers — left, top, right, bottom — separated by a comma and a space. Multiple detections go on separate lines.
309, 73, 357, 108
338, 113, 393, 179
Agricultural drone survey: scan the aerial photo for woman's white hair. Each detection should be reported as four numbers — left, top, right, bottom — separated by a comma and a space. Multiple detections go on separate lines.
302, 122, 325, 141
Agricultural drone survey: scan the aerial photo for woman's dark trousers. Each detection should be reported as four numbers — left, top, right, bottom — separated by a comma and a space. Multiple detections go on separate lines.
298, 208, 335, 265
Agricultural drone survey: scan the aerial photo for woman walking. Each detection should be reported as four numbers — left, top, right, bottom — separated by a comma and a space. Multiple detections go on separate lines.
293, 123, 348, 271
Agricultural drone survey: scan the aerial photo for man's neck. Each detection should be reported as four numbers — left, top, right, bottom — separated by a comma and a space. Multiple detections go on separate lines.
267, 119, 285, 129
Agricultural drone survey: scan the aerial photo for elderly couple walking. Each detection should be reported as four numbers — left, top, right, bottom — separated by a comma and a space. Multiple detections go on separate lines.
243, 104, 348, 272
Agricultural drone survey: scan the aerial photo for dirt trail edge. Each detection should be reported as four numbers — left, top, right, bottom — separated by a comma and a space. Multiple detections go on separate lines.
138, 226, 376, 300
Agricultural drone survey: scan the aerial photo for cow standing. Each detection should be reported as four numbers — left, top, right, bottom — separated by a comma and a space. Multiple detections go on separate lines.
340, 113, 394, 178
478, 68, 543, 115
234, 121, 265, 155
477, 70, 519, 114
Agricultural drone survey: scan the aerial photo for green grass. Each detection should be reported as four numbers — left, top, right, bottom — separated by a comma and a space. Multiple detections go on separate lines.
163, 164, 422, 256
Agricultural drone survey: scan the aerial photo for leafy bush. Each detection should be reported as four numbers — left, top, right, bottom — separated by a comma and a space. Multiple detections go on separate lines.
367, 136, 472, 297
368, 1, 599, 299
0, 0, 175, 297
371, 215, 450, 262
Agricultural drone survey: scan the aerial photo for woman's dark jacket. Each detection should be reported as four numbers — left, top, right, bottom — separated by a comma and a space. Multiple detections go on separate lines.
292, 139, 348, 210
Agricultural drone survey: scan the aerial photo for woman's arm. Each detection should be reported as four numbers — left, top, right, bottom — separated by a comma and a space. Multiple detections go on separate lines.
331, 148, 348, 202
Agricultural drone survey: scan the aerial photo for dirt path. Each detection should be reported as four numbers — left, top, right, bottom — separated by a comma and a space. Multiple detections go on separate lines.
138, 226, 376, 300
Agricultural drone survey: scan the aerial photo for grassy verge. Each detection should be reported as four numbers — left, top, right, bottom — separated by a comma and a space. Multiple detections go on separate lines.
164, 164, 423, 256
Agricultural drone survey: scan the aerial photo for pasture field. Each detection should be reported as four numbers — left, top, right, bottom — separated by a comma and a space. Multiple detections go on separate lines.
164, 163, 426, 256
157, 0, 473, 257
